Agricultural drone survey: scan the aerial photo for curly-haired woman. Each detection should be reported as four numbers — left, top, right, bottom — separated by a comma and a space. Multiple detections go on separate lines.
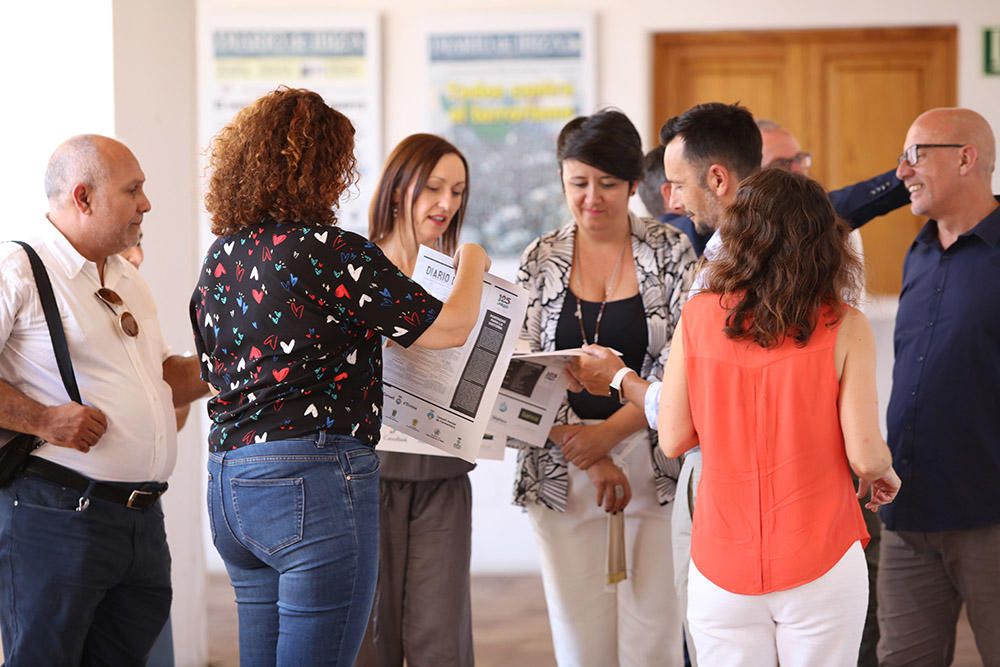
189, 88, 489, 666
658, 169, 901, 666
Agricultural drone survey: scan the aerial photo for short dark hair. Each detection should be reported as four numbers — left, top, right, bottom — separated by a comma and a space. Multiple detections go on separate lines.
637, 146, 667, 218
369, 134, 469, 255
557, 109, 643, 183
659, 102, 762, 182
704, 168, 863, 348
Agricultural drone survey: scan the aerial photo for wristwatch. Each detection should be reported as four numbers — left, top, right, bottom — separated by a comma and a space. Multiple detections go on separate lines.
609, 367, 637, 405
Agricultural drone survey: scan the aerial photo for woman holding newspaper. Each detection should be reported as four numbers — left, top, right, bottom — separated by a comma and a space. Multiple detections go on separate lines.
190, 89, 489, 666
513, 109, 698, 666
355, 134, 478, 667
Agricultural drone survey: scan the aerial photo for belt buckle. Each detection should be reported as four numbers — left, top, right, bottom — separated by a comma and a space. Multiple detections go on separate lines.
127, 489, 154, 509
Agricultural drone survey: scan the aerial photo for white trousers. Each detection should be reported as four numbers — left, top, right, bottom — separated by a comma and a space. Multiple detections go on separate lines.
527, 432, 684, 667
687, 541, 868, 667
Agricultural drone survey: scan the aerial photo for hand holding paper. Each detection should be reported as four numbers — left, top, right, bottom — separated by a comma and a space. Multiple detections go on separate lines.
569, 344, 627, 396
380, 245, 527, 462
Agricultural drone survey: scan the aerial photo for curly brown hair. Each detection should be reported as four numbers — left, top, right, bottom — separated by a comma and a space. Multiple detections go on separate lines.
205, 87, 358, 236
703, 168, 864, 348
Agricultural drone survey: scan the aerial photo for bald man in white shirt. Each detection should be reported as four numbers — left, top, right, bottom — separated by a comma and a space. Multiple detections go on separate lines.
0, 135, 206, 666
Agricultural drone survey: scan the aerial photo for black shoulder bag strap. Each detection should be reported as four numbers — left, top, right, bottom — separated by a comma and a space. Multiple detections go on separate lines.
10, 241, 82, 403
0, 242, 83, 486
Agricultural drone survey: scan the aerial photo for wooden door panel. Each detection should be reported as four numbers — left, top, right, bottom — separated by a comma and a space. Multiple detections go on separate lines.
819, 63, 926, 293
808, 32, 956, 294
651, 27, 957, 295
653, 39, 801, 129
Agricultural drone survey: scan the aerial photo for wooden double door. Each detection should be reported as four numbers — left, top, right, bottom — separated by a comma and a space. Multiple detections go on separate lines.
651, 27, 957, 295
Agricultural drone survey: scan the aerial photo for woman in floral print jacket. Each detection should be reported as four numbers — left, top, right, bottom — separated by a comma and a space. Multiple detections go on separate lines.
512, 109, 697, 667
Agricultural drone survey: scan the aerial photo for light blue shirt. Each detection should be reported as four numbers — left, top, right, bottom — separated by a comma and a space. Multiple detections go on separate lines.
642, 230, 720, 428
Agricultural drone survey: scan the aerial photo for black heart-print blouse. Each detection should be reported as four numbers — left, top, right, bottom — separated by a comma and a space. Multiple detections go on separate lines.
190, 221, 442, 452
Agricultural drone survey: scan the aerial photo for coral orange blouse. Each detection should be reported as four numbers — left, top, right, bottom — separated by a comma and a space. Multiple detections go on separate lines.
683, 293, 869, 595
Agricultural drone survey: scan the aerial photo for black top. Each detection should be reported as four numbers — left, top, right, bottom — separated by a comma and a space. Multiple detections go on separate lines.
555, 292, 648, 420
882, 198, 1000, 531
190, 221, 442, 452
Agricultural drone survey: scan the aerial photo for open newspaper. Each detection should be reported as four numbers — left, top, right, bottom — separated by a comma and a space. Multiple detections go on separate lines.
486, 349, 602, 450
379, 246, 527, 462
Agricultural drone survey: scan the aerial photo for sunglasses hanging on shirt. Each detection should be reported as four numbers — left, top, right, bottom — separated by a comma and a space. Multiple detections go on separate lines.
94, 287, 140, 337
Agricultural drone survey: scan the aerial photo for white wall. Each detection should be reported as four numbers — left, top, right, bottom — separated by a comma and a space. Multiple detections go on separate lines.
200, 0, 1000, 192
112, 2, 208, 665
0, 1, 115, 240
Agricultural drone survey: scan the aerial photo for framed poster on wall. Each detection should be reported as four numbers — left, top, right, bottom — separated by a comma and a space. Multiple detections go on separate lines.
197, 10, 381, 238
424, 13, 597, 264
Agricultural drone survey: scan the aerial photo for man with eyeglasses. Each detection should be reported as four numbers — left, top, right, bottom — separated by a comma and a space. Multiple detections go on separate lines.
0, 135, 208, 665
876, 108, 1000, 666
757, 118, 906, 229
758, 119, 814, 173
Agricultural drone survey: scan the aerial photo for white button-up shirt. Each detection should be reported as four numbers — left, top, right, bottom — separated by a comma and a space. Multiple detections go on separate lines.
0, 221, 177, 482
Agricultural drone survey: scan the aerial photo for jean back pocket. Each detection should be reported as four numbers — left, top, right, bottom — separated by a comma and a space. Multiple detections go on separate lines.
230, 477, 304, 555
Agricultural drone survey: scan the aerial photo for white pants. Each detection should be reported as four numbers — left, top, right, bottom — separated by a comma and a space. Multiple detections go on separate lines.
687, 541, 868, 667
527, 432, 684, 667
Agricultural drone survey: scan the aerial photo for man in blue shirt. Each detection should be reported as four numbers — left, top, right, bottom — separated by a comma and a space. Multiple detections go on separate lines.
877, 107, 1000, 666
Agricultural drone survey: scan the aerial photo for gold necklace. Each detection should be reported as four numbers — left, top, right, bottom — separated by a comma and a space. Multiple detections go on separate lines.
572, 234, 629, 345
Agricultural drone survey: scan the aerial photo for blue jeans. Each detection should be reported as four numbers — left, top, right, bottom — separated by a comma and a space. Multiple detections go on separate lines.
0, 472, 172, 666
207, 433, 380, 667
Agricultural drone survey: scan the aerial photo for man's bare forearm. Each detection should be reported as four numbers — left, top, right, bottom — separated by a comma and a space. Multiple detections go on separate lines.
0, 379, 105, 452
621, 372, 651, 410
162, 355, 210, 407
0, 379, 49, 436
601, 400, 649, 441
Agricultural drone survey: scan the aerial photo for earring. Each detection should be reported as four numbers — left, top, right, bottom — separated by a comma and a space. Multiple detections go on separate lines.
392, 205, 399, 218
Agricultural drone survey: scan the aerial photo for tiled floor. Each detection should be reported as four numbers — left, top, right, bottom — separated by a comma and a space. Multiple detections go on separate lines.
207, 573, 984, 667
0, 572, 983, 665
207, 573, 555, 666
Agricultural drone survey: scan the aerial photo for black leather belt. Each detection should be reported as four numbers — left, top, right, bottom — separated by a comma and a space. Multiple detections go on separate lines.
22, 456, 168, 510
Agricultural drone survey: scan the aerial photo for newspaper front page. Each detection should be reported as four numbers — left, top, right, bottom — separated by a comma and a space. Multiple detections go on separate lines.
379, 246, 527, 462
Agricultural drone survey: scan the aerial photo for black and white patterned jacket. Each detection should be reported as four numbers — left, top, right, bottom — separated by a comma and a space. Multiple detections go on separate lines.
511, 212, 698, 511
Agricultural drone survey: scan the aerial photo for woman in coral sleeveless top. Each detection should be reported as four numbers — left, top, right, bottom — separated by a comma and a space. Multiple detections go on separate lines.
657, 169, 901, 667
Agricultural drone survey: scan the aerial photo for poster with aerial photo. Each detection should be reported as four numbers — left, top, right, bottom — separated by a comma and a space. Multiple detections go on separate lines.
198, 10, 381, 239
425, 13, 596, 262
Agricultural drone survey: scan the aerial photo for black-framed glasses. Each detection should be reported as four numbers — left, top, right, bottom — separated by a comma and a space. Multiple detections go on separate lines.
94, 287, 139, 337
898, 144, 964, 168
767, 151, 812, 171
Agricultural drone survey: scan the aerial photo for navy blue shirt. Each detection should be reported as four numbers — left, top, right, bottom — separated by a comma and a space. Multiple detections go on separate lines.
880, 198, 1000, 532
660, 214, 712, 257
828, 169, 907, 230
659, 168, 907, 258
